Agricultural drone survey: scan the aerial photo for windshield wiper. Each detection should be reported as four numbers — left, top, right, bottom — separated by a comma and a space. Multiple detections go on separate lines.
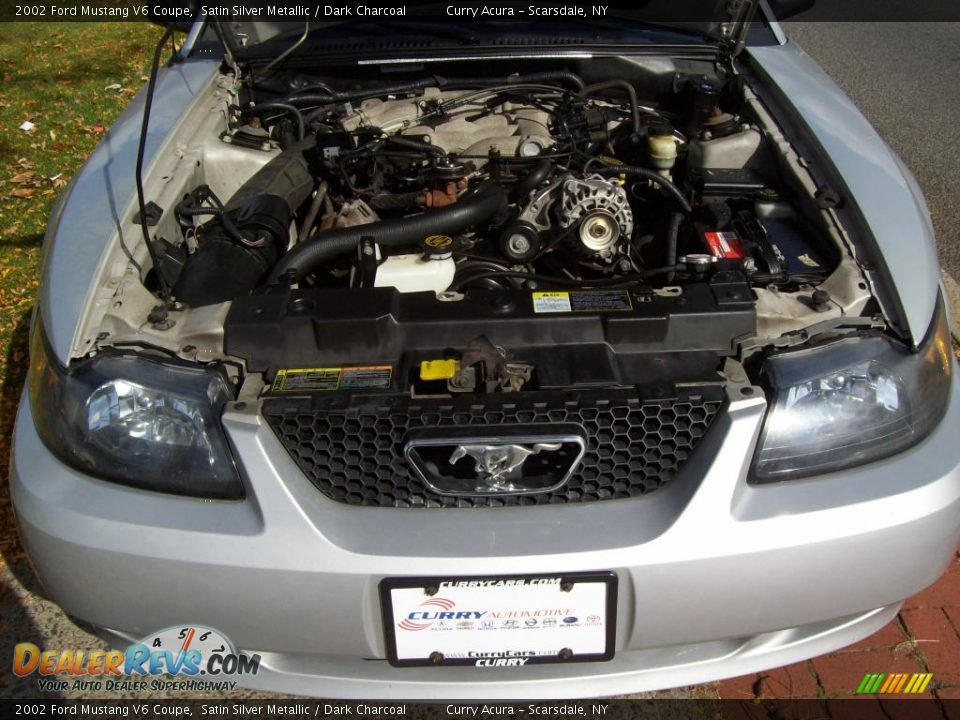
251, 20, 482, 75
264, 20, 479, 56
391, 21, 481, 45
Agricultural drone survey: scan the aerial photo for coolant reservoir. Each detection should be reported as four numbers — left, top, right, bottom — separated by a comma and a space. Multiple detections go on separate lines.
374, 253, 456, 294
689, 127, 762, 169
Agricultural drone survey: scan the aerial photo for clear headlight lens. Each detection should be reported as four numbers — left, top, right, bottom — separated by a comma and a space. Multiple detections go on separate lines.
28, 319, 242, 499
751, 295, 953, 482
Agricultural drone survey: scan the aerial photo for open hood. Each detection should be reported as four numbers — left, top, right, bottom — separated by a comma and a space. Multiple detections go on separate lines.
208, 0, 760, 59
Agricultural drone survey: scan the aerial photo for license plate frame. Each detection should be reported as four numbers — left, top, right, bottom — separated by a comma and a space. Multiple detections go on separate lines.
379, 572, 617, 668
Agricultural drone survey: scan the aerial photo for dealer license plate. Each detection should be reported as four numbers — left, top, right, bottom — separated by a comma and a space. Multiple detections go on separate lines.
380, 573, 617, 667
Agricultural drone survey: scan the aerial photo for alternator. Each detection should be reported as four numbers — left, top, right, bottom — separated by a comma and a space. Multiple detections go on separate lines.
559, 174, 634, 260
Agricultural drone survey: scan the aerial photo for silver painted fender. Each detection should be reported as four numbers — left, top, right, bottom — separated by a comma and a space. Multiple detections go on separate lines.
748, 40, 941, 342
38, 59, 220, 364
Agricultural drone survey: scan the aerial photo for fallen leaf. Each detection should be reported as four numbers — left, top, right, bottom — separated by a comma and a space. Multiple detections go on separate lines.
9, 172, 35, 184
10, 188, 34, 198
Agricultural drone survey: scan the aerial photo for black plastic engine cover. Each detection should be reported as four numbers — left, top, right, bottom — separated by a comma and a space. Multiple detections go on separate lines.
225, 277, 754, 391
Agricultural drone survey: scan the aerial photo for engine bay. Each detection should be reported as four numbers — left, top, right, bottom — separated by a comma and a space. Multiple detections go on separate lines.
82, 56, 875, 398
171, 68, 838, 303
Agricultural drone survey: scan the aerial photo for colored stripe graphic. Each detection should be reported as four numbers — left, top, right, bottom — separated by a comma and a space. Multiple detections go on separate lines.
856, 672, 932, 694
879, 674, 896, 693
857, 673, 882, 694
856, 673, 878, 694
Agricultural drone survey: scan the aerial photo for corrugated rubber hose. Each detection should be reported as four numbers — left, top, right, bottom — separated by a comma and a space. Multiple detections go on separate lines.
267, 183, 507, 284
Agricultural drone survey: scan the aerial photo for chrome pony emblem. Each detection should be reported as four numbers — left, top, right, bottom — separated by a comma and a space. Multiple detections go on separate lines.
448, 443, 562, 490
404, 427, 586, 497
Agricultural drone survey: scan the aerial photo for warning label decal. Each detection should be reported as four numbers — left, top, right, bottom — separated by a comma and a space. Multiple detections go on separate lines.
569, 290, 632, 312
272, 365, 392, 393
341, 365, 393, 390
532, 290, 632, 313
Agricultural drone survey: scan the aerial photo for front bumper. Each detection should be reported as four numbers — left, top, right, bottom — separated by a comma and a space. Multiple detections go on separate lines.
11, 364, 960, 699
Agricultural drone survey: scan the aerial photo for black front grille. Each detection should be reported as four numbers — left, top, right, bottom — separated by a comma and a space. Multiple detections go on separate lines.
262, 388, 723, 508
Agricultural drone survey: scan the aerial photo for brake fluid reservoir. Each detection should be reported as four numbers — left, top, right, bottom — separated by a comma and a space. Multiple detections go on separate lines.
374, 253, 456, 294
647, 126, 678, 172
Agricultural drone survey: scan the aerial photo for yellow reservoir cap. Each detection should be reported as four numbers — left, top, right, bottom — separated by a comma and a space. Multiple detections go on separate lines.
420, 359, 460, 381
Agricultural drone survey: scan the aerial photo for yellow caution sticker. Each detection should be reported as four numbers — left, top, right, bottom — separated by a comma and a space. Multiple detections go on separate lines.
532, 292, 572, 313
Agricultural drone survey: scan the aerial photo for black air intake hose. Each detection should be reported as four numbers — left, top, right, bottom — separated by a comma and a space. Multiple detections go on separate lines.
173, 143, 315, 307
267, 183, 507, 284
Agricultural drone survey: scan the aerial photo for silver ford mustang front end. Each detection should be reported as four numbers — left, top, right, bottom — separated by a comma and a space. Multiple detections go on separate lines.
11, 4, 960, 699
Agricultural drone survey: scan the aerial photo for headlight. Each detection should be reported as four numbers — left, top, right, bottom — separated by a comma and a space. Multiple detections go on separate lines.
751, 295, 953, 482
28, 318, 242, 499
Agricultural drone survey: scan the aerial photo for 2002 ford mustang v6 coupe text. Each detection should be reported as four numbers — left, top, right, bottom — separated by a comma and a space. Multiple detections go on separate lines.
11, 1, 960, 698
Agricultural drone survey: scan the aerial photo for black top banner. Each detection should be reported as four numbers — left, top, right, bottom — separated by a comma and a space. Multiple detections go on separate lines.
2, 0, 960, 23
